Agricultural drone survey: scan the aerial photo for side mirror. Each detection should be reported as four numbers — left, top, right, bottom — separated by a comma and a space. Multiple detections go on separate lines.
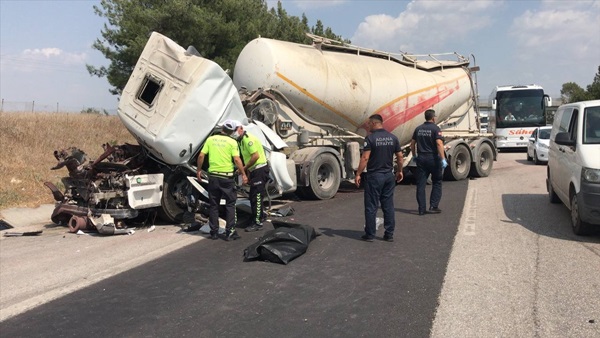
529, 137, 535, 142
555, 132, 575, 146
544, 94, 552, 108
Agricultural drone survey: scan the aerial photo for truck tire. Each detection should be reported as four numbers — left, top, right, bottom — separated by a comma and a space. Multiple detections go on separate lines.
158, 171, 189, 223
570, 193, 593, 235
469, 143, 494, 177
444, 145, 471, 181
298, 153, 340, 200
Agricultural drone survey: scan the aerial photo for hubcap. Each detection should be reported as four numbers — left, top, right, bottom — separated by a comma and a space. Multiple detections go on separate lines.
571, 196, 579, 228
480, 153, 490, 170
457, 153, 468, 173
317, 164, 333, 188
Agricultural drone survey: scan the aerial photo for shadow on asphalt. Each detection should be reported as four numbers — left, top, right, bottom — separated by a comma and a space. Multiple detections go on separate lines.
502, 193, 600, 241
318, 227, 364, 240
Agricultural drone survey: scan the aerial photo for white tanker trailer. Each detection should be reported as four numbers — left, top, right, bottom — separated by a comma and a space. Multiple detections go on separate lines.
233, 34, 496, 199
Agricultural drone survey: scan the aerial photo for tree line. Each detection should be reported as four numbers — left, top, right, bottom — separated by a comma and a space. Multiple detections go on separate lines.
560, 66, 600, 103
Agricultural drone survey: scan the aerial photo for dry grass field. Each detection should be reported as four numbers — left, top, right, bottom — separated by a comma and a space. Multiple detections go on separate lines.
0, 112, 136, 209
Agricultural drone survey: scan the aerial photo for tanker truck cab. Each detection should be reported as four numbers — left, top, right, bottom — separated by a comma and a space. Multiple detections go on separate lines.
547, 100, 600, 235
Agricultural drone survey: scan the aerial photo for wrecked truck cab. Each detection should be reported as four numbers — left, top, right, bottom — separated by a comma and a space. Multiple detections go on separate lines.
45, 32, 296, 227
117, 32, 295, 220
118, 32, 248, 166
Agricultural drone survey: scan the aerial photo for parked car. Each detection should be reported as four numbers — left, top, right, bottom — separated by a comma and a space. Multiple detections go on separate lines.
526, 126, 552, 164
546, 100, 600, 235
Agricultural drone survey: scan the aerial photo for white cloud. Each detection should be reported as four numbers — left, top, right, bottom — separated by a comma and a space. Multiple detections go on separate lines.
1, 48, 88, 73
351, 0, 502, 53
22, 48, 87, 64
23, 47, 62, 58
510, 3, 600, 63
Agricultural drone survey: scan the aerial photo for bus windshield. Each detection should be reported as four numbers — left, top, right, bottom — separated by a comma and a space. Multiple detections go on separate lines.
496, 89, 546, 128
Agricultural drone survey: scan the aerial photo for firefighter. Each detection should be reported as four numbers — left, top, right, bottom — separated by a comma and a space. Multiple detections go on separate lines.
355, 114, 404, 242
231, 120, 270, 232
410, 109, 447, 215
197, 119, 248, 241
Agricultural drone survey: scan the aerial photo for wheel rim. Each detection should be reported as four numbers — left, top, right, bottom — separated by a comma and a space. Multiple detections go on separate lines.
172, 179, 187, 206
479, 148, 491, 171
456, 151, 469, 174
571, 196, 579, 228
317, 163, 334, 190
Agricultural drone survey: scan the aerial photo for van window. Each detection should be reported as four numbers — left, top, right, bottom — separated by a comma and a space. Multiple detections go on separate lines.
568, 109, 579, 141
583, 106, 600, 144
558, 107, 573, 133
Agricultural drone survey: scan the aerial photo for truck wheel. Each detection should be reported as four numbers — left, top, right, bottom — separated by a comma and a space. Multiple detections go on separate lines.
444, 145, 471, 181
299, 153, 340, 200
158, 171, 189, 223
570, 193, 593, 235
526, 151, 532, 161
469, 143, 494, 177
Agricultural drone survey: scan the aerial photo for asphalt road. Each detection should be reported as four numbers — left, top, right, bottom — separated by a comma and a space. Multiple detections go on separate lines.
0, 175, 466, 337
1, 152, 599, 337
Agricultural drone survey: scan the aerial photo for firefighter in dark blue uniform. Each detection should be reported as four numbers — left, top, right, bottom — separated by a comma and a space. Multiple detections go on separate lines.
410, 109, 447, 215
355, 114, 404, 242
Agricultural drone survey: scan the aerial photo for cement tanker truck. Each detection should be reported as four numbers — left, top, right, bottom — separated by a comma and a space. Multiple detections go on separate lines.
46, 32, 495, 226
233, 34, 496, 199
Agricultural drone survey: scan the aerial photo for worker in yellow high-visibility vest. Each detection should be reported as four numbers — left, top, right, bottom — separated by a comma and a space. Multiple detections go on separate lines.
231, 120, 269, 232
197, 119, 247, 241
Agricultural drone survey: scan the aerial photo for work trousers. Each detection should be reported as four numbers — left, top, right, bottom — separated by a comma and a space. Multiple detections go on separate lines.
207, 175, 237, 235
364, 171, 396, 237
249, 166, 270, 225
415, 155, 443, 212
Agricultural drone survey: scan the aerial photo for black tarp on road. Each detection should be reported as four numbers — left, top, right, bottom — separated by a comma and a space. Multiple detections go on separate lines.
244, 221, 320, 264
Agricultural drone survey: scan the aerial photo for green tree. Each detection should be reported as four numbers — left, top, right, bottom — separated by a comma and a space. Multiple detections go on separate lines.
560, 65, 600, 103
560, 82, 589, 103
87, 0, 346, 97
586, 65, 600, 100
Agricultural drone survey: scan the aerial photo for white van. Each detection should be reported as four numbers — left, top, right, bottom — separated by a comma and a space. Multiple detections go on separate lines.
546, 100, 600, 235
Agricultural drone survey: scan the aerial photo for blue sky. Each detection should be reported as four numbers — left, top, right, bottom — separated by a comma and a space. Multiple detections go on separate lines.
1, 0, 599, 112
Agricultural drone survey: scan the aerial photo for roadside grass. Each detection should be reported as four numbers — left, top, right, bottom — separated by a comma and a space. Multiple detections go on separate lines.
0, 112, 136, 209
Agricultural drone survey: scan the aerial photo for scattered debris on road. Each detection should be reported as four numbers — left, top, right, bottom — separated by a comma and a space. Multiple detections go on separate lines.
3, 230, 43, 237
